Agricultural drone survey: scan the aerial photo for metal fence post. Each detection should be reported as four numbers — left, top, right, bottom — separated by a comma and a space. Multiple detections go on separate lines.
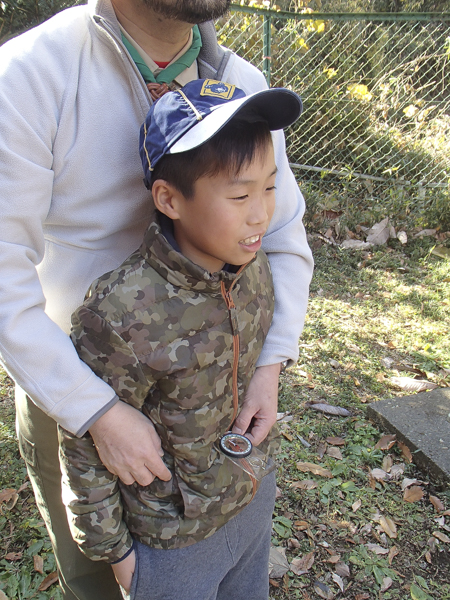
263, 13, 271, 86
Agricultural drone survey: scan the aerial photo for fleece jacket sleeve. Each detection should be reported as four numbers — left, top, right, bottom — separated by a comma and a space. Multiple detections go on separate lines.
0, 22, 118, 436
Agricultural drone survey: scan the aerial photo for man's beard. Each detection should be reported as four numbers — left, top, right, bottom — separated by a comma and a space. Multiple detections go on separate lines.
143, 0, 231, 23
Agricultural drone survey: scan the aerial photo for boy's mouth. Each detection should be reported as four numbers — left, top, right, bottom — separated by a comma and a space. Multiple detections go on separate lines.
239, 235, 261, 246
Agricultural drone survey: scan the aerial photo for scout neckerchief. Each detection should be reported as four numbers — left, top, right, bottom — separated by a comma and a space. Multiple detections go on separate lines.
121, 25, 202, 102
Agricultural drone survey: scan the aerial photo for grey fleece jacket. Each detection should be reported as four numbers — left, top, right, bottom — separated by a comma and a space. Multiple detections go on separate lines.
0, 0, 313, 435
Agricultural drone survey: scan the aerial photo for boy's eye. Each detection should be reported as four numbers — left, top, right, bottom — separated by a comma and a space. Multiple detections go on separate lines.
230, 194, 248, 201
266, 185, 276, 192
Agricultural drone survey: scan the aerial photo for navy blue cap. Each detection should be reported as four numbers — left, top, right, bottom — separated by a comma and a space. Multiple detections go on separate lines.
139, 79, 302, 189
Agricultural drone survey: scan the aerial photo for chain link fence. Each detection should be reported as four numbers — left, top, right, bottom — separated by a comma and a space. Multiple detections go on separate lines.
217, 6, 450, 197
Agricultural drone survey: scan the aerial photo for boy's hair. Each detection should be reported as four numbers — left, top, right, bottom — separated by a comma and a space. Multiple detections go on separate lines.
151, 112, 273, 199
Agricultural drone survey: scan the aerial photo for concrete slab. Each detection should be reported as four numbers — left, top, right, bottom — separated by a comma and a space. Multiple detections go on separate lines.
367, 388, 450, 484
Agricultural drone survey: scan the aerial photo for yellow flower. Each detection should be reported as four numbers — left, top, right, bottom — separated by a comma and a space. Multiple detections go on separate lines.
347, 84, 373, 102
403, 104, 419, 118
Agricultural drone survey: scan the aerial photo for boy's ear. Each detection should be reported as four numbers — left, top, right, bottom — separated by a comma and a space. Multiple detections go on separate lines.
152, 179, 182, 220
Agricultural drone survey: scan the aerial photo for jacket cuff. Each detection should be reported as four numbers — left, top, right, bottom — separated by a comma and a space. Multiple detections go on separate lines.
110, 540, 136, 564
75, 394, 120, 437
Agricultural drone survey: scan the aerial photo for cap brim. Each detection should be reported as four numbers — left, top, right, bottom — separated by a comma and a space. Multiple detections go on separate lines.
170, 88, 302, 155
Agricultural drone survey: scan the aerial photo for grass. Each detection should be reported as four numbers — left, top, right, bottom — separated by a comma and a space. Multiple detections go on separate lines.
270, 232, 450, 600
0, 224, 449, 599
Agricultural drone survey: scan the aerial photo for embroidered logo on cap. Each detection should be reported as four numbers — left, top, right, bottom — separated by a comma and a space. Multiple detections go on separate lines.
200, 79, 236, 100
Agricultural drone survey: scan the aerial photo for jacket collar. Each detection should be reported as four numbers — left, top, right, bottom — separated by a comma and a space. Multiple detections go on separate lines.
139, 218, 256, 293
88, 0, 231, 81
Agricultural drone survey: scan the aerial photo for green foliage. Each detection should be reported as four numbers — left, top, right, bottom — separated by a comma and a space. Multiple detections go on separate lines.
218, 3, 450, 229
0, 0, 81, 44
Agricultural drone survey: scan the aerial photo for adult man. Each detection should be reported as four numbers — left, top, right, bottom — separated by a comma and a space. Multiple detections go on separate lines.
0, 0, 313, 598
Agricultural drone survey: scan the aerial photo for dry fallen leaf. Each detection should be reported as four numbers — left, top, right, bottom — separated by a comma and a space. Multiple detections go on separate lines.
366, 543, 389, 555
326, 436, 346, 446
34, 554, 44, 574
388, 545, 399, 565
375, 434, 397, 450
366, 218, 390, 245
433, 531, 450, 544
4, 552, 22, 561
290, 551, 315, 575
355, 595, 370, 600
38, 572, 59, 591
306, 402, 352, 417
290, 480, 317, 490
294, 520, 310, 531
317, 442, 327, 459
327, 555, 341, 564
0, 591, 8, 600
398, 441, 413, 463
389, 376, 438, 392
296, 462, 332, 478
397, 230, 408, 245
425, 551, 432, 564
370, 468, 389, 481
327, 447, 343, 460
17, 481, 30, 494
0, 488, 17, 503
335, 562, 350, 578
430, 495, 445, 512
332, 573, 345, 592
268, 547, 290, 578
379, 515, 397, 539
341, 239, 372, 250
404, 486, 424, 503
0, 488, 19, 510
314, 580, 335, 599
380, 577, 393, 592
352, 499, 362, 512
390, 463, 405, 479
382, 455, 394, 472
402, 478, 419, 491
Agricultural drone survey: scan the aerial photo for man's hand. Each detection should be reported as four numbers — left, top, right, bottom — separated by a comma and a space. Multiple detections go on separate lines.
89, 402, 171, 486
112, 550, 136, 594
231, 363, 281, 445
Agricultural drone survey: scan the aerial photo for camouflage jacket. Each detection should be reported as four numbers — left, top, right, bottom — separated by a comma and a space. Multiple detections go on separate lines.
59, 216, 276, 562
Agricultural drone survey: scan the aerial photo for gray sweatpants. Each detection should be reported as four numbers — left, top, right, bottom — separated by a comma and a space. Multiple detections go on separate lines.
125, 471, 276, 600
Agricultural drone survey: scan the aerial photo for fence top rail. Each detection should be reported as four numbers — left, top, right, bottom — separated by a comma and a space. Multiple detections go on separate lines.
229, 4, 450, 21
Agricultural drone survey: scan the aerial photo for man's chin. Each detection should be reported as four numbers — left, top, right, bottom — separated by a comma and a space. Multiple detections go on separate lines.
142, 0, 231, 24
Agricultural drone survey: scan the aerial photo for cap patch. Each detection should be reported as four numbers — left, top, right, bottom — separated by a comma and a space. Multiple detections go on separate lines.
200, 79, 236, 100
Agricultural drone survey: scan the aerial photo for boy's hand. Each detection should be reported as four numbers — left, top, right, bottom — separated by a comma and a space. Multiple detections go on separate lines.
112, 550, 136, 594
232, 363, 280, 445
89, 402, 172, 486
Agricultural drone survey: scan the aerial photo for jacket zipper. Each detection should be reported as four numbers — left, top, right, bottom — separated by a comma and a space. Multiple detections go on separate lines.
220, 274, 257, 498
220, 280, 240, 423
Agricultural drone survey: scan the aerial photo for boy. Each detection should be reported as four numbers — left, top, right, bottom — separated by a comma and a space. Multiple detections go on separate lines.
59, 79, 303, 600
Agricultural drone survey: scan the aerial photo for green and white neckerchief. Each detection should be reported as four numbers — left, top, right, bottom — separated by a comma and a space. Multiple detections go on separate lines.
121, 25, 202, 101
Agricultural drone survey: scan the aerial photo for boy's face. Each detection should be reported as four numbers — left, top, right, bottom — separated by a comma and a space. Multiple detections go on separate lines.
170, 142, 277, 273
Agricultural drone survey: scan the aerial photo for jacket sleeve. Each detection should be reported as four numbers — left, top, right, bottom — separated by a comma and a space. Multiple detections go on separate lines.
223, 55, 314, 366
59, 426, 134, 563
60, 307, 149, 562
0, 26, 119, 436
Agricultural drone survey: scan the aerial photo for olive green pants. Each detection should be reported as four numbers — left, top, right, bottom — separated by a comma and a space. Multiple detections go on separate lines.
16, 388, 122, 600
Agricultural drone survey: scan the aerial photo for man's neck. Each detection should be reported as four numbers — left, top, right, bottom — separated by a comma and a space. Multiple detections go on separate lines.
112, 0, 192, 63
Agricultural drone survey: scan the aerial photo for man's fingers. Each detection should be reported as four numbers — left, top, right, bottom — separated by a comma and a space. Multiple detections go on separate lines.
246, 419, 270, 446
232, 405, 254, 436
118, 471, 138, 486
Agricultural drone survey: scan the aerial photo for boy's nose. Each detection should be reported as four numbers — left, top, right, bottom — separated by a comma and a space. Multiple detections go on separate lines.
248, 197, 270, 225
